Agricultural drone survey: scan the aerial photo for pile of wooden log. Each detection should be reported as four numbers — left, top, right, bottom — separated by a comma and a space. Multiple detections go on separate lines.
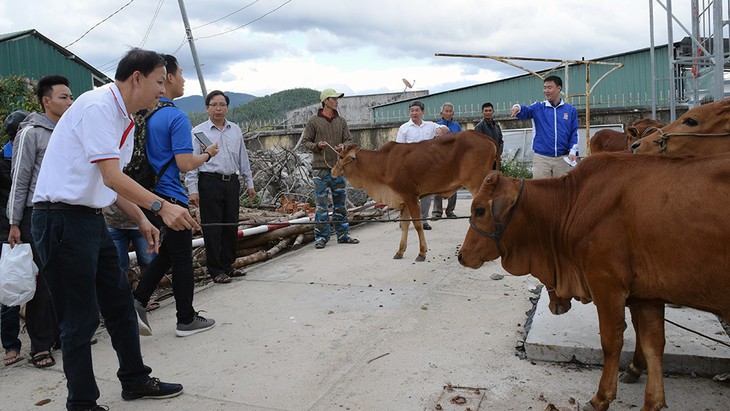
142, 146, 380, 301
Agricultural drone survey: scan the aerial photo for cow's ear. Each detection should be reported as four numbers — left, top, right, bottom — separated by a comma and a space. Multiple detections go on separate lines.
626, 126, 639, 138
719, 99, 730, 115
492, 195, 515, 224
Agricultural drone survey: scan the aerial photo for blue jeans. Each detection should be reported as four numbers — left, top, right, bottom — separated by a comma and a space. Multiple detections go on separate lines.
108, 227, 156, 272
313, 169, 351, 243
32, 209, 151, 410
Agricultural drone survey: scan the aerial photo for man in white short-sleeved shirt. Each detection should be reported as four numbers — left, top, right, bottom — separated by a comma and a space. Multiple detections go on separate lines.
394, 101, 448, 230
31, 48, 197, 411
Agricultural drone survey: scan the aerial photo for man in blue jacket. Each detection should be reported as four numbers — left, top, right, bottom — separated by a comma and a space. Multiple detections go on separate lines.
510, 75, 578, 178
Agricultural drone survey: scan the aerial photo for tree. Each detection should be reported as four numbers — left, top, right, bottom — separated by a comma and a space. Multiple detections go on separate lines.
0, 75, 42, 144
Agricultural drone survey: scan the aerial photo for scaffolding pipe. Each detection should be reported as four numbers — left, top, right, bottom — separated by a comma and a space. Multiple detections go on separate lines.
128, 215, 314, 264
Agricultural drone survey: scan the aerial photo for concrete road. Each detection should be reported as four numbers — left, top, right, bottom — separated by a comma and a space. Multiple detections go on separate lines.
1, 201, 727, 410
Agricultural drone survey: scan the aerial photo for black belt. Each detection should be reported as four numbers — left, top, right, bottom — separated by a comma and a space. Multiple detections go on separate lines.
200, 171, 237, 181
33, 201, 102, 215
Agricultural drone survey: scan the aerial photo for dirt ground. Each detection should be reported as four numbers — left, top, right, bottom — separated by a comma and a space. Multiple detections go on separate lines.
0, 200, 728, 410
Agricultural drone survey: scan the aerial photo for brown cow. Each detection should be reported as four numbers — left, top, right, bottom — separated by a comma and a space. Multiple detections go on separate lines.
589, 119, 664, 154
631, 98, 730, 155
332, 130, 497, 261
458, 152, 730, 411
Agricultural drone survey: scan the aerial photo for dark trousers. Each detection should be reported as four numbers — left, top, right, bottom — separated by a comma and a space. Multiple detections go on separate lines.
432, 193, 457, 216
19, 207, 58, 354
199, 173, 240, 277
1, 304, 21, 353
134, 209, 195, 325
32, 209, 150, 411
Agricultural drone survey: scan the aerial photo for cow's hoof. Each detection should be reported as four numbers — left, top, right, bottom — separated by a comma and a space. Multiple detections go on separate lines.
393, 253, 403, 260
415, 255, 426, 262
619, 371, 640, 384
582, 398, 608, 411
581, 403, 596, 411
619, 365, 642, 384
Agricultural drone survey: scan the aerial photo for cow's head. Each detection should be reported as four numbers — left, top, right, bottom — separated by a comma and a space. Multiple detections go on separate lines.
331, 144, 360, 178
625, 118, 664, 148
631, 98, 730, 155
458, 171, 522, 268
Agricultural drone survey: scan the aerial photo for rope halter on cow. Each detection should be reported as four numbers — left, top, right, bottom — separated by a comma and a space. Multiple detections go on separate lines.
328, 143, 360, 174
468, 178, 525, 255
651, 128, 730, 153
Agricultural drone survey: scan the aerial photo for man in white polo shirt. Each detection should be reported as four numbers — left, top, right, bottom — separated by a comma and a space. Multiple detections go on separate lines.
31, 48, 197, 411
395, 100, 448, 230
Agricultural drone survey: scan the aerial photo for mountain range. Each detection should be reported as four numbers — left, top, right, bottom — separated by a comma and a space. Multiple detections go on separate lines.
175, 91, 256, 114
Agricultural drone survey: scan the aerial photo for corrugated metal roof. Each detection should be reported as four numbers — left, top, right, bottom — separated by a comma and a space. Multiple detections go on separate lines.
0, 29, 112, 89
373, 45, 674, 124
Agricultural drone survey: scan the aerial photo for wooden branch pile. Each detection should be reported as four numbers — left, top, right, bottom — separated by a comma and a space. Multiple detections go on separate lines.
248, 147, 314, 207
140, 145, 381, 300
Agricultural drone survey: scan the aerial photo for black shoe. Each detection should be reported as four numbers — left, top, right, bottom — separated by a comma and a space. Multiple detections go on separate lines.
121, 377, 183, 400
432, 214, 442, 221
422, 223, 432, 230
446, 213, 457, 219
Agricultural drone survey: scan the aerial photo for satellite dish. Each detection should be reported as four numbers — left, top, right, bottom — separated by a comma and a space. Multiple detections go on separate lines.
402, 78, 415, 92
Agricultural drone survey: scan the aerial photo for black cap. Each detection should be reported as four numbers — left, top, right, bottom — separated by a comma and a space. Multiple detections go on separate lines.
3, 110, 30, 139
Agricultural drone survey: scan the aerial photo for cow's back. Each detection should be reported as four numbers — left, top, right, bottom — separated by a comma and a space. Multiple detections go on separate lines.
589, 129, 629, 153
346, 131, 497, 206
563, 152, 730, 316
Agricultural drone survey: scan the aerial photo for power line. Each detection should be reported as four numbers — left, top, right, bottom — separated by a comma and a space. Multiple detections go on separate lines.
196, 0, 293, 41
65, 0, 136, 48
192, 0, 262, 30
139, 0, 166, 48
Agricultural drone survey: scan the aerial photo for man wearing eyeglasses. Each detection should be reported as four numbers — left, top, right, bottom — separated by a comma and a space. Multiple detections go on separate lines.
186, 90, 255, 284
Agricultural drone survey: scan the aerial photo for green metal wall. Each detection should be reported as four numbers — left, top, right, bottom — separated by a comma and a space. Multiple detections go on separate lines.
373, 46, 672, 124
0, 33, 97, 95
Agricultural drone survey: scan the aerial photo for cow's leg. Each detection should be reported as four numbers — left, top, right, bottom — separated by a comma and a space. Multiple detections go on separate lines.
584, 298, 626, 411
619, 305, 646, 384
394, 209, 409, 260
633, 302, 667, 411
407, 197, 427, 261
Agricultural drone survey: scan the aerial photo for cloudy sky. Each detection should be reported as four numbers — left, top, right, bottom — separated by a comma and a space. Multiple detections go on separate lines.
1, 0, 694, 98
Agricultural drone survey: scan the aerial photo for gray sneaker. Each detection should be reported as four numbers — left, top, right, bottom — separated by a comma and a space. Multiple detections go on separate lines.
175, 313, 215, 337
134, 299, 152, 336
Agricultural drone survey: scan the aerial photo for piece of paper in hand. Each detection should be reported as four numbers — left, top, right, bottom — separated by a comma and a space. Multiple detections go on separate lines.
563, 157, 577, 167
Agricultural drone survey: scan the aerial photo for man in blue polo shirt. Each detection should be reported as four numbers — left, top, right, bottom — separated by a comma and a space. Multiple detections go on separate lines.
510, 75, 578, 178
132, 54, 219, 338
433, 102, 461, 220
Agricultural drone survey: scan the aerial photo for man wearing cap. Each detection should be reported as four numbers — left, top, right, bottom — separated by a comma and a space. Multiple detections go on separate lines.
302, 88, 359, 249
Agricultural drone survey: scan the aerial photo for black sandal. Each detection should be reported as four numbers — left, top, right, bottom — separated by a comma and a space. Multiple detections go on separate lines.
338, 237, 359, 244
212, 273, 232, 284
30, 351, 55, 368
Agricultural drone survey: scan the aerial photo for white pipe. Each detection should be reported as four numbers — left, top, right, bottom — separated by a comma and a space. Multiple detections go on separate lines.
128, 215, 314, 264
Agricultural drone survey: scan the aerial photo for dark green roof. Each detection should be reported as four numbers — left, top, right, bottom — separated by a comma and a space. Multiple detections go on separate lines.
0, 29, 111, 87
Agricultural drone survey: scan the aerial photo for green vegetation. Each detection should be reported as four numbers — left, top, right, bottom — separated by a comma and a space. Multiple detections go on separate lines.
188, 88, 320, 129
230, 87, 320, 124
500, 157, 533, 179
0, 75, 42, 144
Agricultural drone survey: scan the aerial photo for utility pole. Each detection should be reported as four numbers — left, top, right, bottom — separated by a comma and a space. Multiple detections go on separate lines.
177, 0, 207, 98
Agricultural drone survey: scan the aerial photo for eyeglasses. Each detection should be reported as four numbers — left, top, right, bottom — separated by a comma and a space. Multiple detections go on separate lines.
208, 103, 228, 108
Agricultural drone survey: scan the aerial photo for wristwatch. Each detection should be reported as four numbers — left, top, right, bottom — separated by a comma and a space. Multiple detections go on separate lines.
151, 199, 164, 215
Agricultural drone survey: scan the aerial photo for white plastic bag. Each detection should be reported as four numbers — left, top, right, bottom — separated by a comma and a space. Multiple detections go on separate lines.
0, 243, 38, 306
